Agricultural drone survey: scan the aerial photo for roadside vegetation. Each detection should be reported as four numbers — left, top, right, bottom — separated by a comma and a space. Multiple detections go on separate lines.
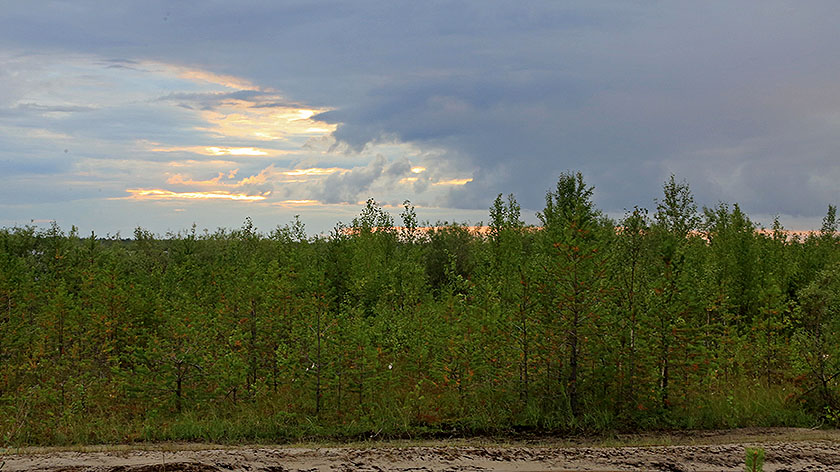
1, 172, 839, 446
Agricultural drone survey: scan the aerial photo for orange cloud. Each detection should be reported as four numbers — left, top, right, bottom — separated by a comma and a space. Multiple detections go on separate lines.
124, 189, 268, 201
206, 147, 267, 156
149, 145, 290, 157
166, 170, 239, 188
273, 199, 320, 206
166, 65, 260, 91
237, 166, 275, 186
235, 166, 349, 185
163, 165, 348, 193
198, 102, 336, 141
433, 178, 473, 186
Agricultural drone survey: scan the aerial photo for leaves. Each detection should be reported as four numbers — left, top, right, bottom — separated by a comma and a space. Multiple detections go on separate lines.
0, 174, 838, 444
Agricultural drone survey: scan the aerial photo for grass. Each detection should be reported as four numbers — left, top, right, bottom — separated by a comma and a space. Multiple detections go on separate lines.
3, 427, 840, 457
674, 384, 813, 430
0, 380, 825, 448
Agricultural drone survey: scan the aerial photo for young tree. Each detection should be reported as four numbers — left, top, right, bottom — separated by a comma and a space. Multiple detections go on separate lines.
537, 172, 612, 419
485, 194, 536, 407
649, 175, 701, 410
612, 206, 652, 416
794, 261, 840, 412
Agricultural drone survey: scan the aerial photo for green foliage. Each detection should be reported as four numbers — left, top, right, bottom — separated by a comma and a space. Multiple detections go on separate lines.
745, 447, 765, 472
0, 175, 838, 445
655, 174, 699, 238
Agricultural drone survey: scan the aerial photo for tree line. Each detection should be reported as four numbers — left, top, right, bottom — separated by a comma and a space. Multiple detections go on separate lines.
1, 172, 839, 445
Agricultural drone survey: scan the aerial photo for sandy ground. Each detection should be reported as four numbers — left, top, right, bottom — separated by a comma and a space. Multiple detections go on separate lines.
2, 428, 839, 471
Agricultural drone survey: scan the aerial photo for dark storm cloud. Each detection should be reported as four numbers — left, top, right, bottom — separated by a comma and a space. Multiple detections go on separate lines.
3, 1, 840, 221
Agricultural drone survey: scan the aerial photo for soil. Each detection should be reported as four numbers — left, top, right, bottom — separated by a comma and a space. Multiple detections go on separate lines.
2, 428, 839, 471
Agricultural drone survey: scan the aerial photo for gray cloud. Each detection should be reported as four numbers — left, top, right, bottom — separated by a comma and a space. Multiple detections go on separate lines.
156, 90, 297, 111
51, 104, 207, 146
313, 155, 388, 204
14, 103, 97, 114
99, 58, 142, 69
263, 155, 417, 205
3, 1, 840, 231
0, 156, 72, 177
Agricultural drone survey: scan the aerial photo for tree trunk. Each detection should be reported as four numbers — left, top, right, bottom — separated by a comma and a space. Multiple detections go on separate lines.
249, 301, 258, 390
569, 307, 579, 417
661, 331, 670, 409
175, 363, 183, 413
315, 302, 322, 416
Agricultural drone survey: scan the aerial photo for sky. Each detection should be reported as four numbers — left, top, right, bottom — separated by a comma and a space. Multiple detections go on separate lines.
2, 1, 840, 236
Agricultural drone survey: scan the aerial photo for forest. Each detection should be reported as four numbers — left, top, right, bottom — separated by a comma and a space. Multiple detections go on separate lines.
2, 172, 840, 446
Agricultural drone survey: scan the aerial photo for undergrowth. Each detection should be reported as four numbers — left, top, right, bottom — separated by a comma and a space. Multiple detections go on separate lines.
0, 384, 818, 447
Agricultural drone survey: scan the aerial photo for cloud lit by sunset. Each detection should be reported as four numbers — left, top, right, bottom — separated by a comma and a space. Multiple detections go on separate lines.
166, 171, 238, 188
282, 168, 346, 177
274, 200, 320, 206
197, 102, 335, 142
434, 178, 473, 186
3, 3, 839, 235
151, 145, 277, 156
124, 189, 269, 202
168, 66, 260, 91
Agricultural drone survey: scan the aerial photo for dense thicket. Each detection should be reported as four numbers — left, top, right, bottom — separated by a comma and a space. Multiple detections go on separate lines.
2, 173, 840, 445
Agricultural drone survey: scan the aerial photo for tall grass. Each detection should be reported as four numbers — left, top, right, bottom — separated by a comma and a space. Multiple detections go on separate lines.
0, 381, 819, 446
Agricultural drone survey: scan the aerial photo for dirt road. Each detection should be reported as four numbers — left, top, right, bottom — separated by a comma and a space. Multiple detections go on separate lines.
2, 428, 838, 471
